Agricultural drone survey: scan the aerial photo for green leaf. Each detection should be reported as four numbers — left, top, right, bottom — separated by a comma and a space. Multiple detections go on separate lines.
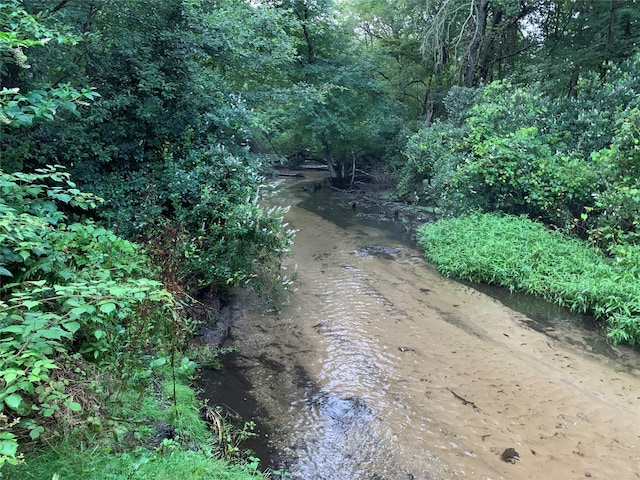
0, 266, 12, 277
108, 286, 127, 296
1, 369, 24, 385
99, 303, 116, 314
54, 193, 72, 203
149, 357, 166, 368
62, 321, 81, 333
69, 304, 95, 318
39, 328, 70, 340
67, 402, 82, 412
29, 425, 45, 440
5, 393, 23, 411
42, 405, 58, 417
0, 434, 18, 457
22, 300, 40, 310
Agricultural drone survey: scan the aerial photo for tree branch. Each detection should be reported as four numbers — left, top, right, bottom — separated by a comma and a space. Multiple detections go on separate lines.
49, 0, 70, 15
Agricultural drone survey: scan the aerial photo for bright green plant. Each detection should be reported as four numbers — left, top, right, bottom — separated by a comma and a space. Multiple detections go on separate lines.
450, 83, 598, 223
417, 213, 640, 345
0, 167, 180, 467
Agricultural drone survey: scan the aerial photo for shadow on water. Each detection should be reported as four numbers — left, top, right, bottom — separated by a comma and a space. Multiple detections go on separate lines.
198, 350, 327, 472
298, 187, 412, 246
198, 355, 276, 468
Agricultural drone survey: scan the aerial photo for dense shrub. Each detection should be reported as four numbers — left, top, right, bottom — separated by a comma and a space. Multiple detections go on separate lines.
587, 106, 640, 248
0, 167, 181, 467
398, 83, 601, 225
399, 64, 640, 247
82, 145, 295, 293
397, 122, 466, 209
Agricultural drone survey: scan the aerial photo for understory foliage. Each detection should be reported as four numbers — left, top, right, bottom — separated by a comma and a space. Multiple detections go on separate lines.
0, 0, 297, 296
1, 1, 293, 475
418, 214, 640, 345
0, 167, 183, 467
0, 169, 266, 473
85, 145, 295, 294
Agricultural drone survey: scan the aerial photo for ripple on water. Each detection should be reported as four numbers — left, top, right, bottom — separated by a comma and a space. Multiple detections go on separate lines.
270, 259, 422, 479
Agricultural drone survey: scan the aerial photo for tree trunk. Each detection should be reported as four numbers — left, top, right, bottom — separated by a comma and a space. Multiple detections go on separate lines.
322, 141, 338, 180
477, 8, 502, 83
567, 70, 579, 97
297, 5, 315, 63
461, 0, 489, 87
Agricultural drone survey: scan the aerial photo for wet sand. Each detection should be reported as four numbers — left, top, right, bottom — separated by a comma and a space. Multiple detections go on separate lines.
226, 174, 640, 480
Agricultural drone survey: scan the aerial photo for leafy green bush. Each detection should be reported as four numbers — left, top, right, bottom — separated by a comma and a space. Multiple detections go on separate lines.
397, 121, 466, 210
417, 213, 640, 345
401, 69, 640, 242
0, 167, 179, 467
586, 106, 640, 248
1, 4, 291, 474
85, 145, 295, 296
449, 83, 599, 223
400, 83, 600, 224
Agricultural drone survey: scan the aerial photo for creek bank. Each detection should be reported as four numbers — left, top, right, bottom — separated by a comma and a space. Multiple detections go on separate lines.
190, 290, 279, 470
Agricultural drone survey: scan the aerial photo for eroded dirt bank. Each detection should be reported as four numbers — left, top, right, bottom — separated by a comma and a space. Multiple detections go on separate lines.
217, 173, 640, 480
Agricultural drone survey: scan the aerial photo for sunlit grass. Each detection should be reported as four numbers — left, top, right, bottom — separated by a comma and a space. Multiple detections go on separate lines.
417, 213, 640, 345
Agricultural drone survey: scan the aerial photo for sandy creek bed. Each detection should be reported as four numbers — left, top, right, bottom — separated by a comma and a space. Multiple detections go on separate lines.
203, 172, 640, 480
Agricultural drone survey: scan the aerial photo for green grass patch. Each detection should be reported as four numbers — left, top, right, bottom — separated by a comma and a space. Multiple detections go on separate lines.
4, 443, 261, 480
417, 213, 640, 345
2, 372, 263, 480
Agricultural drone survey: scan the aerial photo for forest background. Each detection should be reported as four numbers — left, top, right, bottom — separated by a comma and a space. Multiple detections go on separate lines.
1, 0, 640, 477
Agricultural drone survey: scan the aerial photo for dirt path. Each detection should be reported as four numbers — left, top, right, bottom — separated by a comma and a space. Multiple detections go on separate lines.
227, 174, 640, 480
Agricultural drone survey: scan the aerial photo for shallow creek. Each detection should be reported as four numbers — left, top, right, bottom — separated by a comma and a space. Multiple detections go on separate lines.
201, 172, 640, 480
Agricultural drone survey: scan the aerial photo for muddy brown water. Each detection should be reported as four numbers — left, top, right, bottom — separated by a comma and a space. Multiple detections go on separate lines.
201, 172, 640, 480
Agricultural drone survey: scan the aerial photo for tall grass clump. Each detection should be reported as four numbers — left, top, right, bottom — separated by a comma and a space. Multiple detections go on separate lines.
417, 213, 640, 345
